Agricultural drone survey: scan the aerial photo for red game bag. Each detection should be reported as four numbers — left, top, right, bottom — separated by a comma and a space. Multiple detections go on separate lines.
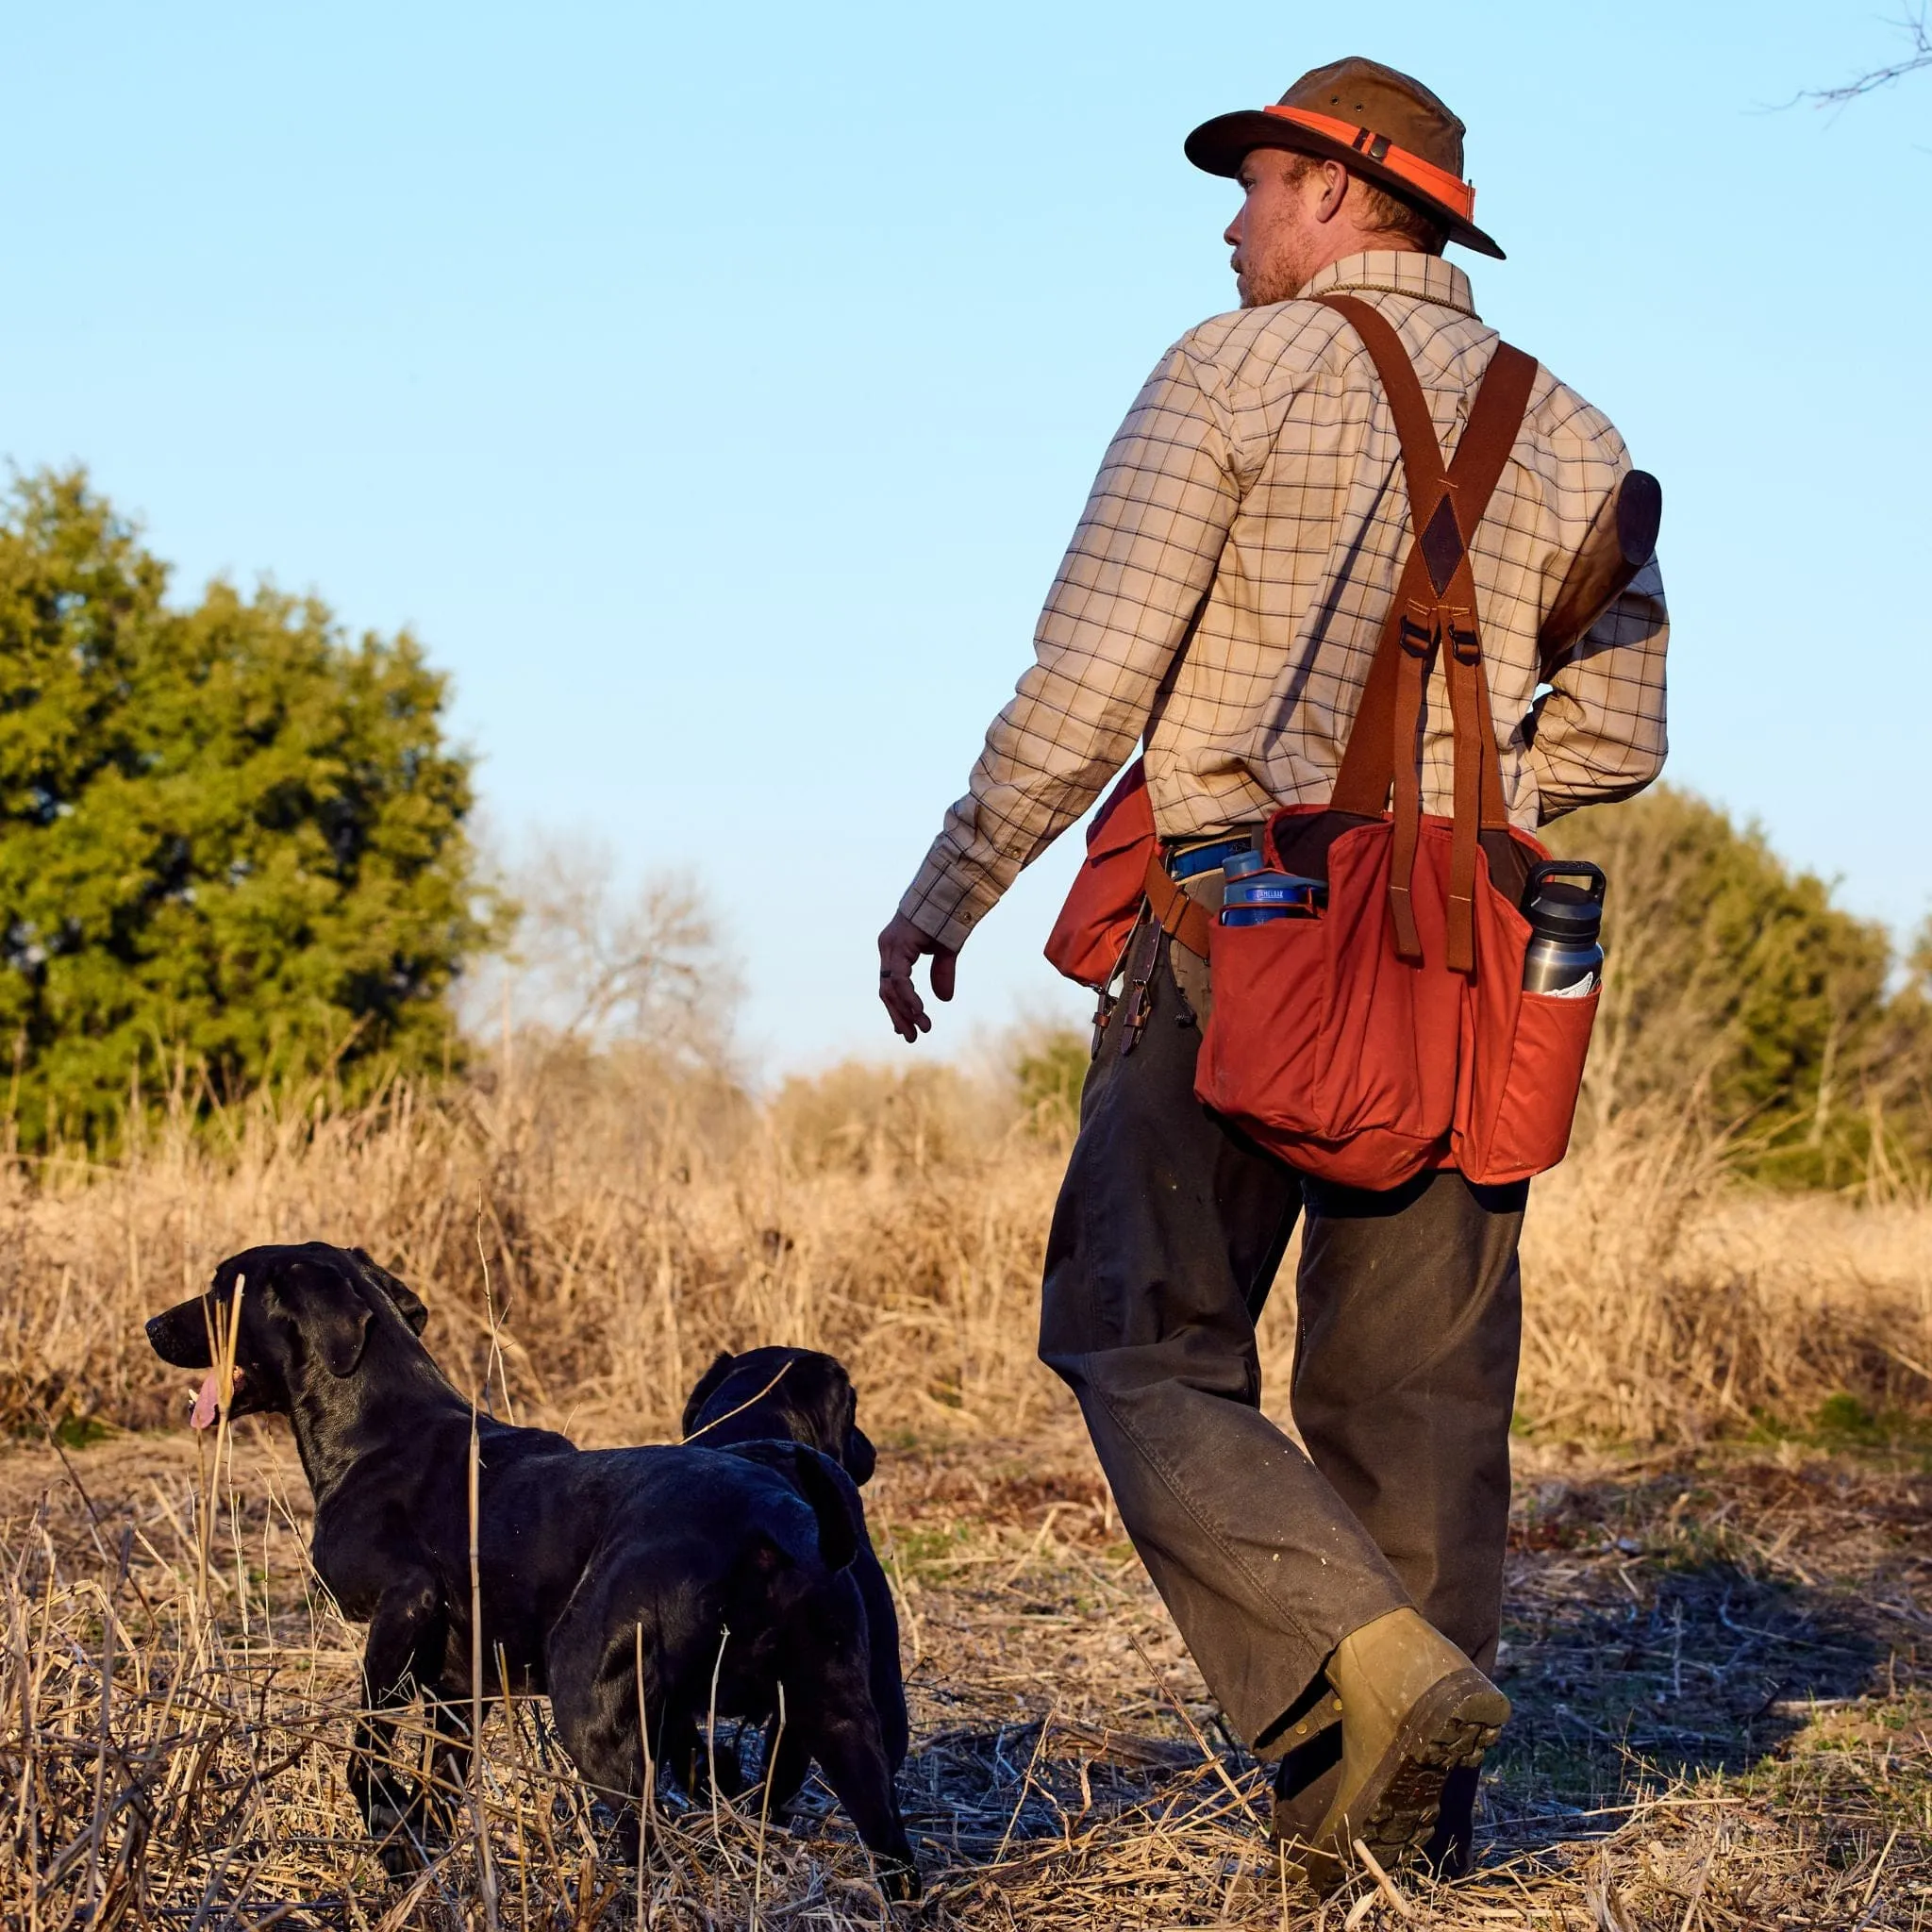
1191, 297, 1596, 1188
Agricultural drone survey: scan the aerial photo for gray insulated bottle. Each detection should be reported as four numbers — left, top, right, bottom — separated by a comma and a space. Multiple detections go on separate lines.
1520, 860, 1606, 996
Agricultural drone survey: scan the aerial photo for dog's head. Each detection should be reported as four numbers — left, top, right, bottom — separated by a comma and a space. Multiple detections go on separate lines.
680, 1345, 876, 1485
146, 1244, 429, 1428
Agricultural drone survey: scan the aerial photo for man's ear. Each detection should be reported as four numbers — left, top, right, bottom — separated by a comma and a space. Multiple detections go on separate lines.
350, 1248, 430, 1335
681, 1351, 736, 1440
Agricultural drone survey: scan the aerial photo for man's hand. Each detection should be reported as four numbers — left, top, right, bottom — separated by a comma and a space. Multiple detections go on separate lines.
877, 913, 958, 1043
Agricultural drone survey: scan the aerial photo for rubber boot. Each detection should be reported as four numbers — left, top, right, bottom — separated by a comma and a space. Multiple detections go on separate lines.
1283, 1608, 1508, 1896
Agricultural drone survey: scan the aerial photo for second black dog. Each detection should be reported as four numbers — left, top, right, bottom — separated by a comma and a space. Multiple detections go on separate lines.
681, 1347, 908, 1790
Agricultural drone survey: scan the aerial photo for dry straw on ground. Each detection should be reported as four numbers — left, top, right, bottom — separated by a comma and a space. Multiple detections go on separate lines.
4, 1422, 1926, 1929
1, 1051, 1929, 1926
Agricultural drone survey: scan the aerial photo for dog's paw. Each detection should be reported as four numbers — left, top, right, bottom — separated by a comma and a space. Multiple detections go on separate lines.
366, 1799, 428, 1879
377, 1835, 424, 1881
876, 1853, 922, 1904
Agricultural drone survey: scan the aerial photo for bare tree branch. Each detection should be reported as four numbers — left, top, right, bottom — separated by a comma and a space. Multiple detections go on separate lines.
1801, 7, 1931, 107
464, 832, 742, 1065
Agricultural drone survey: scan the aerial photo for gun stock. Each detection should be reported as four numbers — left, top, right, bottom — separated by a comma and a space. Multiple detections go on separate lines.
1538, 469, 1661, 673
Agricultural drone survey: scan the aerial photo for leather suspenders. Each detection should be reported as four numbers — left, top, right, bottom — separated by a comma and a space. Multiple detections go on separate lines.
1139, 298, 1540, 974
1315, 297, 1537, 973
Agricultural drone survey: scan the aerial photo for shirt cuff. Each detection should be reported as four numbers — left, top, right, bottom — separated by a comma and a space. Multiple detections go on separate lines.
896, 837, 1000, 955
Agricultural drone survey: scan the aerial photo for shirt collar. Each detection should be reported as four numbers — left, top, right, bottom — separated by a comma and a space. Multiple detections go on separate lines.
1301, 251, 1477, 319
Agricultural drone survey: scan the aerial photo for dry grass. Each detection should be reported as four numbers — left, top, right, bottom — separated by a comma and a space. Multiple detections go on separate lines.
0, 1059, 1065, 1449
2, 1059, 1928, 1452
1517, 1114, 1932, 1443
3, 1422, 1926, 1928
1, 1051, 1929, 1925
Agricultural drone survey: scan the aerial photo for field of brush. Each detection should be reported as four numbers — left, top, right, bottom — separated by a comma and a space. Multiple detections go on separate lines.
2, 1060, 1929, 1927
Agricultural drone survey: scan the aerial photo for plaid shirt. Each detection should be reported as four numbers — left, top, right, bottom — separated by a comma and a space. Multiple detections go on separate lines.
900, 251, 1669, 953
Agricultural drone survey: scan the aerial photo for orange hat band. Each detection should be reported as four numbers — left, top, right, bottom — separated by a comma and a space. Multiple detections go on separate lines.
1260, 105, 1475, 224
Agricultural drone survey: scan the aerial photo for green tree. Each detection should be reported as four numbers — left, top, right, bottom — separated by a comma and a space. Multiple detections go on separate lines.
0, 470, 492, 1147
1548, 786, 1899, 1187
1015, 1029, 1089, 1137
1857, 917, 1932, 1195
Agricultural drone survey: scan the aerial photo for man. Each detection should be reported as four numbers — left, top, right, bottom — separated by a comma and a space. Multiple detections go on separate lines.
877, 58, 1666, 1885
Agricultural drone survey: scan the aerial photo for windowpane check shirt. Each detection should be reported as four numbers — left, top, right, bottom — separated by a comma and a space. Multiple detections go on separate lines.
899, 251, 1669, 954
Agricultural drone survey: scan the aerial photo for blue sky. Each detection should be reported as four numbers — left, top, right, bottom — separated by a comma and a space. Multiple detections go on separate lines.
4, 3, 1927, 1071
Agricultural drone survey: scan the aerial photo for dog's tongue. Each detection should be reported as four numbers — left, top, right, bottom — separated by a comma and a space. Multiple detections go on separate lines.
191, 1374, 224, 1430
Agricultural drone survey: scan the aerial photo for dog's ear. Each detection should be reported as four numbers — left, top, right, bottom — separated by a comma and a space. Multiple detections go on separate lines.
278, 1260, 375, 1378
828, 1373, 877, 1484
318, 1299, 374, 1377
681, 1351, 736, 1440
844, 1418, 877, 1488
787, 1445, 861, 1574
350, 1249, 430, 1335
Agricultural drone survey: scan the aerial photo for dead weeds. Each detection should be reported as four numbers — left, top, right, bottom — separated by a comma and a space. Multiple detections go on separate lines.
3, 1420, 1926, 1928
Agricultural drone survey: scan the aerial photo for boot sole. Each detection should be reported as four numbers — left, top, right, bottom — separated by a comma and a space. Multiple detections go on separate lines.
1284, 1669, 1508, 1896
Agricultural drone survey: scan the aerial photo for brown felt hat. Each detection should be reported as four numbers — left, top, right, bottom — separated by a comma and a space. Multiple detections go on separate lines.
1185, 56, 1504, 260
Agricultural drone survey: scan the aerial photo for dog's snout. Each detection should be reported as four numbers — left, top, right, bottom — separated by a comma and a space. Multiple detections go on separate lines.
146, 1302, 215, 1370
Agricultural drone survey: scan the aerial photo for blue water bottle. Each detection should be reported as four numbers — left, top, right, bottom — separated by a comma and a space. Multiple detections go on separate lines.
1218, 849, 1329, 925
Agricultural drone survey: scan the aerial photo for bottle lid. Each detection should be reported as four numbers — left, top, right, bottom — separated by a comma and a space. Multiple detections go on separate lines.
1223, 848, 1264, 879
1524, 882, 1603, 942
1522, 859, 1606, 942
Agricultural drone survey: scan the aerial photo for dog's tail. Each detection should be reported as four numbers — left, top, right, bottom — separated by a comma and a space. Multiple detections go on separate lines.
786, 1443, 861, 1573
720, 1441, 862, 1574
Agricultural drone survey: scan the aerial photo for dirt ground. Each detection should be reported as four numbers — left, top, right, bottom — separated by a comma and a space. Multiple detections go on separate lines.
4, 1416, 1929, 1928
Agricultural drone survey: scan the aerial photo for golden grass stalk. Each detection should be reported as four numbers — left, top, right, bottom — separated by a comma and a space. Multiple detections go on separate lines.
4, 1062, 1927, 1457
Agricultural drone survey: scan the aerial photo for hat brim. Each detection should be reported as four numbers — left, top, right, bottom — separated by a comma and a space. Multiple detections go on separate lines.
1184, 108, 1505, 261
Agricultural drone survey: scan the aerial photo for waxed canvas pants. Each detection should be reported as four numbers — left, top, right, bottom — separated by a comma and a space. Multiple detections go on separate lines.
1038, 919, 1528, 1753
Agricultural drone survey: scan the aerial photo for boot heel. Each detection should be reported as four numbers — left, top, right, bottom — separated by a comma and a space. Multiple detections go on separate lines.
1298, 1669, 1509, 1891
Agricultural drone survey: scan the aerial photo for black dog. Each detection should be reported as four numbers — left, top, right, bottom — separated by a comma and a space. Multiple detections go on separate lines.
145, 1244, 916, 1894
681, 1348, 908, 1790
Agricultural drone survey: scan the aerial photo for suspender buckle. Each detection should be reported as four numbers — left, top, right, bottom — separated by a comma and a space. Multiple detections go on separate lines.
1398, 608, 1436, 658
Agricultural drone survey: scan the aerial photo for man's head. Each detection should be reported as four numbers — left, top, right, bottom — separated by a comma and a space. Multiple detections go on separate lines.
1188, 57, 1501, 308
1224, 148, 1446, 309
